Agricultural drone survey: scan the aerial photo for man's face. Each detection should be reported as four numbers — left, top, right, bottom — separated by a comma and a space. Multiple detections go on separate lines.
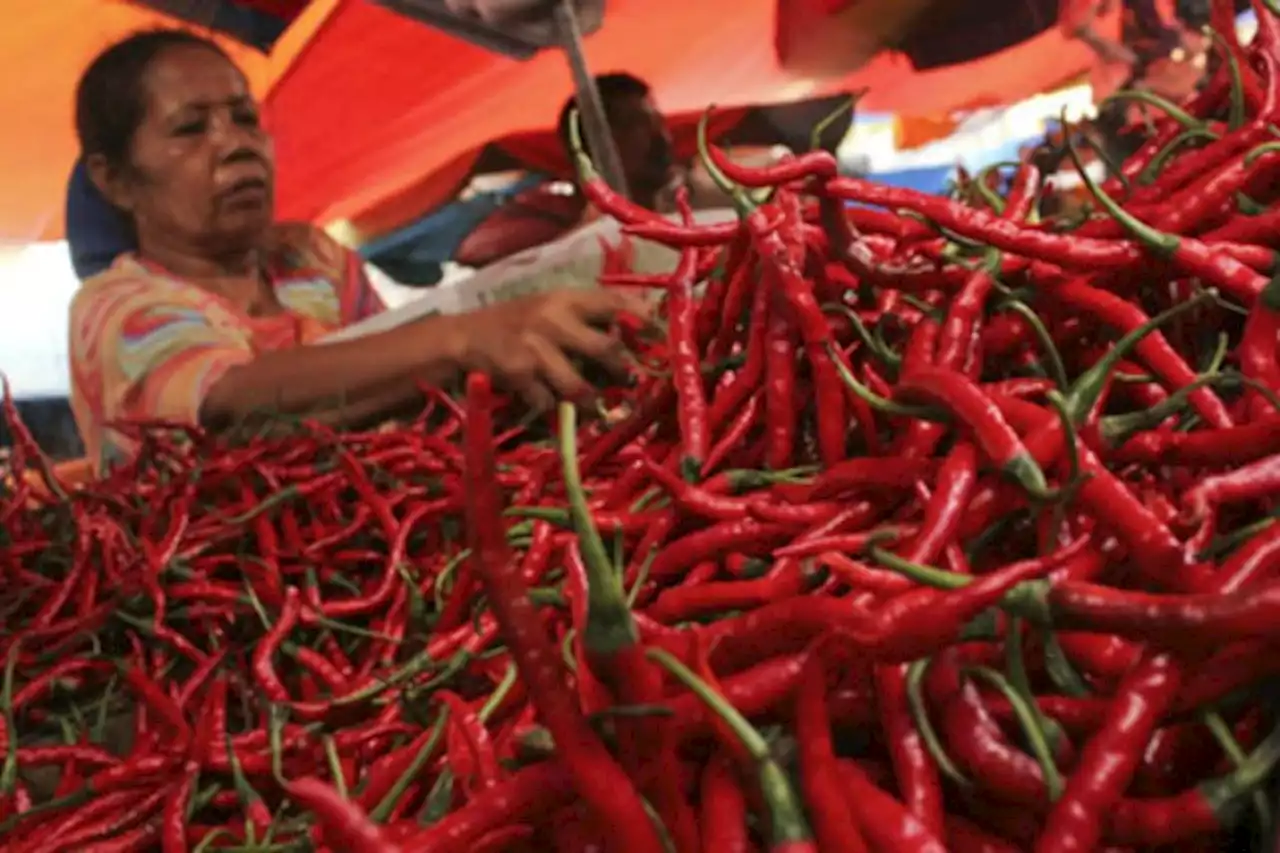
606, 93, 675, 194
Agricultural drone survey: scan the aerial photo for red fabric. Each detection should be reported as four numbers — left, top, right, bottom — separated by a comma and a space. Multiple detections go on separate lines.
266, 0, 1113, 235
0, 0, 1111, 242
1059, 0, 1101, 33
233, 0, 311, 17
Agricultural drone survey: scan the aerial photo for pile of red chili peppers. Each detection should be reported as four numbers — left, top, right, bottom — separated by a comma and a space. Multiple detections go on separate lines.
9, 4, 1280, 850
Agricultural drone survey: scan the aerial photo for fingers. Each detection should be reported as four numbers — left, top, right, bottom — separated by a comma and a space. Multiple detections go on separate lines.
544, 316, 632, 378
566, 288, 656, 327
528, 336, 593, 403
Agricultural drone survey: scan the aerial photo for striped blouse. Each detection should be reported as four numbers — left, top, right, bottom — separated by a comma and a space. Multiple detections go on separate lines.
68, 224, 385, 472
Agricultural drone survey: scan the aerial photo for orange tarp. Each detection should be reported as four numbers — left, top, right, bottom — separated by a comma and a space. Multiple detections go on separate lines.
0, 0, 1112, 243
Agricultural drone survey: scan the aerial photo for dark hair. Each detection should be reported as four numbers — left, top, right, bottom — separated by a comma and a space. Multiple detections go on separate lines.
75, 28, 230, 168
556, 72, 651, 160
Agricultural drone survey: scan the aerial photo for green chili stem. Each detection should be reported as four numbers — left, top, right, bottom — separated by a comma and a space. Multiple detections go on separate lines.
810, 92, 862, 152
480, 663, 519, 724
821, 303, 901, 369
998, 298, 1069, 391
1060, 290, 1217, 425
1, 644, 19, 793
1006, 618, 1068, 756
371, 707, 449, 823
967, 666, 1064, 801
1041, 628, 1092, 698
1099, 372, 1241, 446
322, 736, 347, 800
559, 403, 639, 655
906, 659, 971, 788
1138, 127, 1219, 185
1203, 711, 1272, 837
826, 344, 943, 419
418, 767, 456, 825
1101, 90, 1202, 129
648, 648, 812, 845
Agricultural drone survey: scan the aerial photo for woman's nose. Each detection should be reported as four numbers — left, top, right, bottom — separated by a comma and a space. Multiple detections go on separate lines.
208, 111, 264, 154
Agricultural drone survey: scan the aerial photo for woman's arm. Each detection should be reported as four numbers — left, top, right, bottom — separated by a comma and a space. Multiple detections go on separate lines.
199, 317, 459, 428
202, 286, 653, 426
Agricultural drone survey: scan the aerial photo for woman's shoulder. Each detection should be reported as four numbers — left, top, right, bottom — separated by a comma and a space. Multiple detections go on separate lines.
71, 255, 202, 317
267, 221, 352, 282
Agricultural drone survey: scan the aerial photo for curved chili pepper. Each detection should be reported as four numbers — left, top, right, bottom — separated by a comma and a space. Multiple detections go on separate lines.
894, 366, 1056, 500
1035, 652, 1182, 853
699, 751, 753, 853
824, 177, 1140, 269
1067, 130, 1268, 307
161, 761, 199, 852
875, 661, 946, 840
651, 648, 816, 852
668, 190, 712, 476
835, 758, 949, 853
463, 376, 664, 853
285, 777, 402, 852
251, 585, 301, 704
795, 649, 870, 852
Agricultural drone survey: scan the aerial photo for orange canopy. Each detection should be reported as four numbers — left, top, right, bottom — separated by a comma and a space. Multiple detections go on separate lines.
0, 0, 1112, 243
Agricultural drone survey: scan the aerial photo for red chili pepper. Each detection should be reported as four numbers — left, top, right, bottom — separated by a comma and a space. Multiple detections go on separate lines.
668, 190, 712, 475
1103, 722, 1280, 845
161, 761, 199, 852
251, 585, 301, 704
285, 777, 402, 853
835, 758, 949, 853
396, 761, 575, 852
463, 375, 664, 853
647, 518, 792, 580
825, 177, 1140, 269
795, 648, 870, 852
895, 366, 1056, 499
699, 752, 753, 853
775, 457, 934, 504
1035, 652, 1182, 852
120, 665, 192, 752
763, 270, 799, 471
1067, 132, 1268, 308
651, 647, 816, 852
932, 651, 1046, 809
875, 660, 946, 839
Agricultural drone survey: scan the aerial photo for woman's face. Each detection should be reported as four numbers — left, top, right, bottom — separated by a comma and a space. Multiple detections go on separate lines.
97, 44, 275, 253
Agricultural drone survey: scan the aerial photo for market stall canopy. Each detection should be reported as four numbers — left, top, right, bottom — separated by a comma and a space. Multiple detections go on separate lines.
0, 0, 1110, 243
267, 0, 1107, 232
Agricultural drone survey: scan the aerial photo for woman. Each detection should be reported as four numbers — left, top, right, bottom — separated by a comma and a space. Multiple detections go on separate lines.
70, 29, 648, 472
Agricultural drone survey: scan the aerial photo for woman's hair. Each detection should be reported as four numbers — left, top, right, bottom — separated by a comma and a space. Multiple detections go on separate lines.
74, 29, 230, 168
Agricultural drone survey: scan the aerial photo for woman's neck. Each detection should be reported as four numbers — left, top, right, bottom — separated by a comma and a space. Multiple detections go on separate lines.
137, 235, 276, 314
138, 237, 261, 280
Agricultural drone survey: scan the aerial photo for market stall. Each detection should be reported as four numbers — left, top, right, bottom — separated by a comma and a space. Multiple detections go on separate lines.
5, 5, 1280, 852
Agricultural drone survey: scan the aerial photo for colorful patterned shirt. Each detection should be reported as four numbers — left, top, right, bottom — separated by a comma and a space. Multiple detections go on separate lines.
68, 224, 385, 472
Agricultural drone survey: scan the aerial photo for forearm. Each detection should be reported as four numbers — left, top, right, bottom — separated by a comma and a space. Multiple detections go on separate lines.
200, 316, 462, 427
291, 379, 429, 431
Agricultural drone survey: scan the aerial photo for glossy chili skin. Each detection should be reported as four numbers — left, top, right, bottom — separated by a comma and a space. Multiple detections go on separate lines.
796, 653, 870, 852
460, 374, 664, 853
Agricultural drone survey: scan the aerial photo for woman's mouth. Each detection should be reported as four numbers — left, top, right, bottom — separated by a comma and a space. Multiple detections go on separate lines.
220, 177, 271, 207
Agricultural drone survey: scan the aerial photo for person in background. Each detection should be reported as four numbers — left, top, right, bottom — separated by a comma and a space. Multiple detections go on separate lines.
555, 72, 681, 217
69, 29, 648, 473
1062, 0, 1190, 68
457, 72, 762, 268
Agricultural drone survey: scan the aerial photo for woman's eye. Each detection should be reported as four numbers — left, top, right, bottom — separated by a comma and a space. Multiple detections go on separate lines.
174, 120, 205, 136
234, 109, 260, 128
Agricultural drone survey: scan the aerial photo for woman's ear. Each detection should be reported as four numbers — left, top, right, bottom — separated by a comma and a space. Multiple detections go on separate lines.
83, 153, 135, 214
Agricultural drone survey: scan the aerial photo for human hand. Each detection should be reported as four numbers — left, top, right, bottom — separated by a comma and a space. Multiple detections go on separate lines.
442, 288, 653, 411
